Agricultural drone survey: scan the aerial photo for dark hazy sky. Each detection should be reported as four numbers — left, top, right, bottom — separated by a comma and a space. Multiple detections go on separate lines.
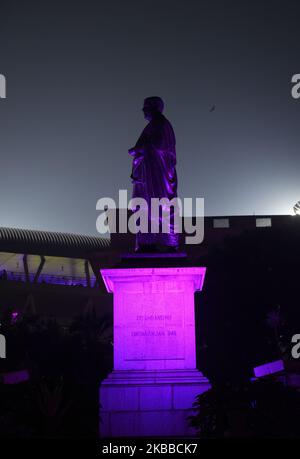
0, 0, 299, 236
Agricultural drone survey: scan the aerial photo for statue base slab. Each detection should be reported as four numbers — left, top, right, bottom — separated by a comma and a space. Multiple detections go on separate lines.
100, 370, 210, 437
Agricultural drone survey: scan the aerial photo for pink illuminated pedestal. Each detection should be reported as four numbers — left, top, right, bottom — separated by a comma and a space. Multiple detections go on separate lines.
99, 266, 211, 437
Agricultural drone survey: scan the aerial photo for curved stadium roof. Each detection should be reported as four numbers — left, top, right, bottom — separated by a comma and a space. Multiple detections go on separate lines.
0, 227, 110, 257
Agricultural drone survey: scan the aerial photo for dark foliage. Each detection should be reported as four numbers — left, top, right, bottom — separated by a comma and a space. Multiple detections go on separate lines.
189, 379, 300, 438
198, 223, 300, 384
0, 309, 112, 437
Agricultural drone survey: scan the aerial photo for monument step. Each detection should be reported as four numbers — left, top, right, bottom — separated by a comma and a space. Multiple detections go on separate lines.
102, 369, 210, 385
100, 369, 210, 437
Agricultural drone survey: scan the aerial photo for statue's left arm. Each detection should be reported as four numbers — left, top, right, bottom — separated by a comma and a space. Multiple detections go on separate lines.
128, 128, 150, 157
148, 118, 176, 166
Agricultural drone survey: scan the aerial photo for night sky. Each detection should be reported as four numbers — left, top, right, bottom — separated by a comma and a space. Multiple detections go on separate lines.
0, 0, 299, 236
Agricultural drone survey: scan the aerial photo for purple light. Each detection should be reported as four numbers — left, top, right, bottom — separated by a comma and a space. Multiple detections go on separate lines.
254, 359, 284, 378
11, 311, 19, 324
3, 369, 30, 384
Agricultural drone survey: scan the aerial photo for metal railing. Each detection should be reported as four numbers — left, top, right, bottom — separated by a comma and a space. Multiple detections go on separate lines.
0, 270, 96, 287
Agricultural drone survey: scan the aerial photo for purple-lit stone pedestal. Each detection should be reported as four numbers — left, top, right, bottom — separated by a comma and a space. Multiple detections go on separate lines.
99, 266, 211, 437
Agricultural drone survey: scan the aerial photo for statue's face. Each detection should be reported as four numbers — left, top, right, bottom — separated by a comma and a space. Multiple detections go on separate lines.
142, 105, 153, 121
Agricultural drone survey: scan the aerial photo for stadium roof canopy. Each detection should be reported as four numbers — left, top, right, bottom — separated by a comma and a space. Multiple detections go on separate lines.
0, 227, 111, 286
0, 227, 110, 258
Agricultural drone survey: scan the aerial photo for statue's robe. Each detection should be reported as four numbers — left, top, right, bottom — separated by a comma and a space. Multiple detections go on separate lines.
129, 112, 179, 250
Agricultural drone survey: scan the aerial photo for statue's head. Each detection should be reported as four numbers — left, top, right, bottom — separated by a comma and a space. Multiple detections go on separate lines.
143, 96, 164, 121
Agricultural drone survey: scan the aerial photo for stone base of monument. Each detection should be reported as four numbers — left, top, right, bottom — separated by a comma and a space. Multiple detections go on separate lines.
99, 261, 211, 437
100, 369, 210, 437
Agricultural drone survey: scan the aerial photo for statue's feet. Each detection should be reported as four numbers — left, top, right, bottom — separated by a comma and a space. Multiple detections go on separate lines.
158, 245, 179, 254
135, 244, 179, 254
135, 244, 158, 253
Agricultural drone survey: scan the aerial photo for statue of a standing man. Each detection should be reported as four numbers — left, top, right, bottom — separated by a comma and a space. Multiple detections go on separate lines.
128, 97, 179, 252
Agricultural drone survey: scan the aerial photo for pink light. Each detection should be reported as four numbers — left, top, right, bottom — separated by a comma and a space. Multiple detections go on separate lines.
100, 267, 206, 372
99, 265, 210, 437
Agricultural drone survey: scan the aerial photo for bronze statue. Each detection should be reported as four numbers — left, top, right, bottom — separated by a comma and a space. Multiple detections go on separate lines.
128, 97, 179, 252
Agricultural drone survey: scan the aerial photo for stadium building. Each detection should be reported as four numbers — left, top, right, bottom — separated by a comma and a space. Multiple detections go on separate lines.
0, 214, 298, 323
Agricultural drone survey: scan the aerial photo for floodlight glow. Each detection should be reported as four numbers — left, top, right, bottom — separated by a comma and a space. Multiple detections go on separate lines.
293, 201, 300, 215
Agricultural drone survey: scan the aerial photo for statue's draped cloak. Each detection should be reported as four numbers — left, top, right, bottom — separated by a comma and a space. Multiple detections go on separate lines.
130, 112, 179, 249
